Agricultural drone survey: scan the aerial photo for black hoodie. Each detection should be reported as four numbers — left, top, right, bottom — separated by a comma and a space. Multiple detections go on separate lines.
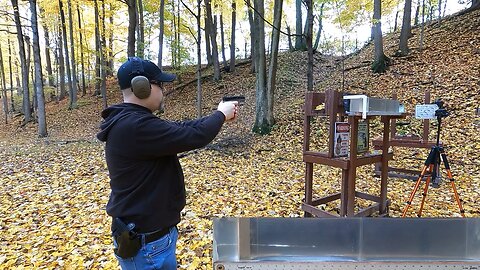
97, 103, 225, 232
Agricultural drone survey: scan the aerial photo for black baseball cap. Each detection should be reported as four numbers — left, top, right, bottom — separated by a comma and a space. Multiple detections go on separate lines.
117, 57, 176, 90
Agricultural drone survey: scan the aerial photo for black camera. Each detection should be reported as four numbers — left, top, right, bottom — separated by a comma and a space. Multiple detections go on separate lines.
433, 99, 449, 118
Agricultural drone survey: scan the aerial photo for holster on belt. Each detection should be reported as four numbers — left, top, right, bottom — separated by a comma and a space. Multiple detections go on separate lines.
112, 217, 141, 259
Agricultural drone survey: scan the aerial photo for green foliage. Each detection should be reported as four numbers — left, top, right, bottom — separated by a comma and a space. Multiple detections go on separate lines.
332, 0, 372, 30
143, 0, 162, 13
317, 35, 358, 55
168, 38, 194, 67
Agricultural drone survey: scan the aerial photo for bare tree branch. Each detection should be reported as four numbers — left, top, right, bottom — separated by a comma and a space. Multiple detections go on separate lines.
179, 0, 197, 18
184, 24, 198, 44
243, 0, 303, 38
0, 28, 17, 35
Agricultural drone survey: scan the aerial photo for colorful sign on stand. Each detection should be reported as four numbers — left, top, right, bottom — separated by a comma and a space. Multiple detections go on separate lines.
357, 121, 369, 154
334, 122, 350, 157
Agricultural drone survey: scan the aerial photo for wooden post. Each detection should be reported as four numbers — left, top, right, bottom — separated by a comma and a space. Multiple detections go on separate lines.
304, 163, 313, 217
327, 90, 339, 158
347, 116, 359, 216
391, 93, 397, 138
380, 116, 390, 215
340, 169, 348, 216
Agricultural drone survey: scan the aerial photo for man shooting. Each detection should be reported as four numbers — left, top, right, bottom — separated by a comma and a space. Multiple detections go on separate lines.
97, 57, 238, 269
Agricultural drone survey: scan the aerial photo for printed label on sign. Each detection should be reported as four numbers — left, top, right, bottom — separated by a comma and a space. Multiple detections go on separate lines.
357, 121, 369, 154
334, 122, 350, 157
415, 104, 439, 119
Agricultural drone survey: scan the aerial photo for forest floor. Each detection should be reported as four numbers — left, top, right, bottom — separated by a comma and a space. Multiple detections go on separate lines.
0, 8, 479, 270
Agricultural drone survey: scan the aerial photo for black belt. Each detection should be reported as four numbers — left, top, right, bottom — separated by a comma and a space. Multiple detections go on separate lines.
143, 227, 170, 243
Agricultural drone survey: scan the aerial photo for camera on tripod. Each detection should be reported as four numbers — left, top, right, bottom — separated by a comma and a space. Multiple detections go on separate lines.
433, 99, 449, 118
415, 99, 449, 120
403, 98, 466, 217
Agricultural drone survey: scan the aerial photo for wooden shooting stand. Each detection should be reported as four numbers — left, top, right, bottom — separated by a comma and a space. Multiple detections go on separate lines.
302, 90, 406, 217
372, 91, 443, 180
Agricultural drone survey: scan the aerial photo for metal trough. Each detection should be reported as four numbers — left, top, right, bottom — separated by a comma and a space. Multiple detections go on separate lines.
213, 217, 480, 269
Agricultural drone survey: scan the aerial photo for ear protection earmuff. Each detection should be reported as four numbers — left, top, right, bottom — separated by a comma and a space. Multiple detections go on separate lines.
128, 57, 151, 99
131, 76, 151, 99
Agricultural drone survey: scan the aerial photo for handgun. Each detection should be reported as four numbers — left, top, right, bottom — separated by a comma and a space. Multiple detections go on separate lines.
222, 95, 246, 104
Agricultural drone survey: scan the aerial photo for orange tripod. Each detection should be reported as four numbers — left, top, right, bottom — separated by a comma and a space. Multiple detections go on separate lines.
401, 106, 465, 218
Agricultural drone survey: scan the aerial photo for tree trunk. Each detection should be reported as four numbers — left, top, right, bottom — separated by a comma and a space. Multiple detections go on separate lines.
56, 16, 67, 100
25, 37, 31, 88
77, 5, 86, 95
15, 62, 21, 96
11, 0, 31, 123
306, 0, 313, 91
442, 0, 447, 17
30, 0, 47, 136
67, 0, 78, 109
136, 0, 145, 58
171, 1, 176, 68
419, 0, 425, 51
127, 0, 137, 57
398, 0, 412, 56
0, 44, 8, 123
229, 1, 236, 72
8, 38, 14, 111
414, 0, 420, 25
294, 0, 304, 50
205, 0, 221, 80
247, 0, 255, 72
313, 3, 325, 51
204, 11, 212, 66
44, 28, 54, 88
438, 0, 442, 23
176, 2, 181, 66
301, 14, 309, 50
394, 10, 399, 32
220, 14, 228, 70
108, 4, 114, 76
286, 25, 293, 51
252, 0, 272, 134
429, 4, 433, 21
101, 1, 107, 108
39, 9, 54, 87
266, 0, 282, 130
196, 0, 202, 118
94, 0, 101, 95
171, 0, 177, 67
472, 0, 480, 9
371, 0, 390, 73
158, 0, 165, 68
59, 0, 74, 107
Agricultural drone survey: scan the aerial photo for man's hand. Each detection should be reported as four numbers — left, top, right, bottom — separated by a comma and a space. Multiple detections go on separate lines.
217, 101, 238, 121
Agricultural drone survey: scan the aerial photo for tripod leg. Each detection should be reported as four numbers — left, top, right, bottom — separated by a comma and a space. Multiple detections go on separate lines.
402, 165, 430, 218
440, 151, 466, 218
417, 164, 434, 217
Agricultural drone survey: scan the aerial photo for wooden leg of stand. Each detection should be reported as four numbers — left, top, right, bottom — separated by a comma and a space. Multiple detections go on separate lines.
380, 116, 390, 215
304, 163, 313, 217
340, 169, 348, 217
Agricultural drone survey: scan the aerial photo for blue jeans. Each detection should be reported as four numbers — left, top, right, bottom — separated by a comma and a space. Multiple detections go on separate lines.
114, 227, 178, 270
